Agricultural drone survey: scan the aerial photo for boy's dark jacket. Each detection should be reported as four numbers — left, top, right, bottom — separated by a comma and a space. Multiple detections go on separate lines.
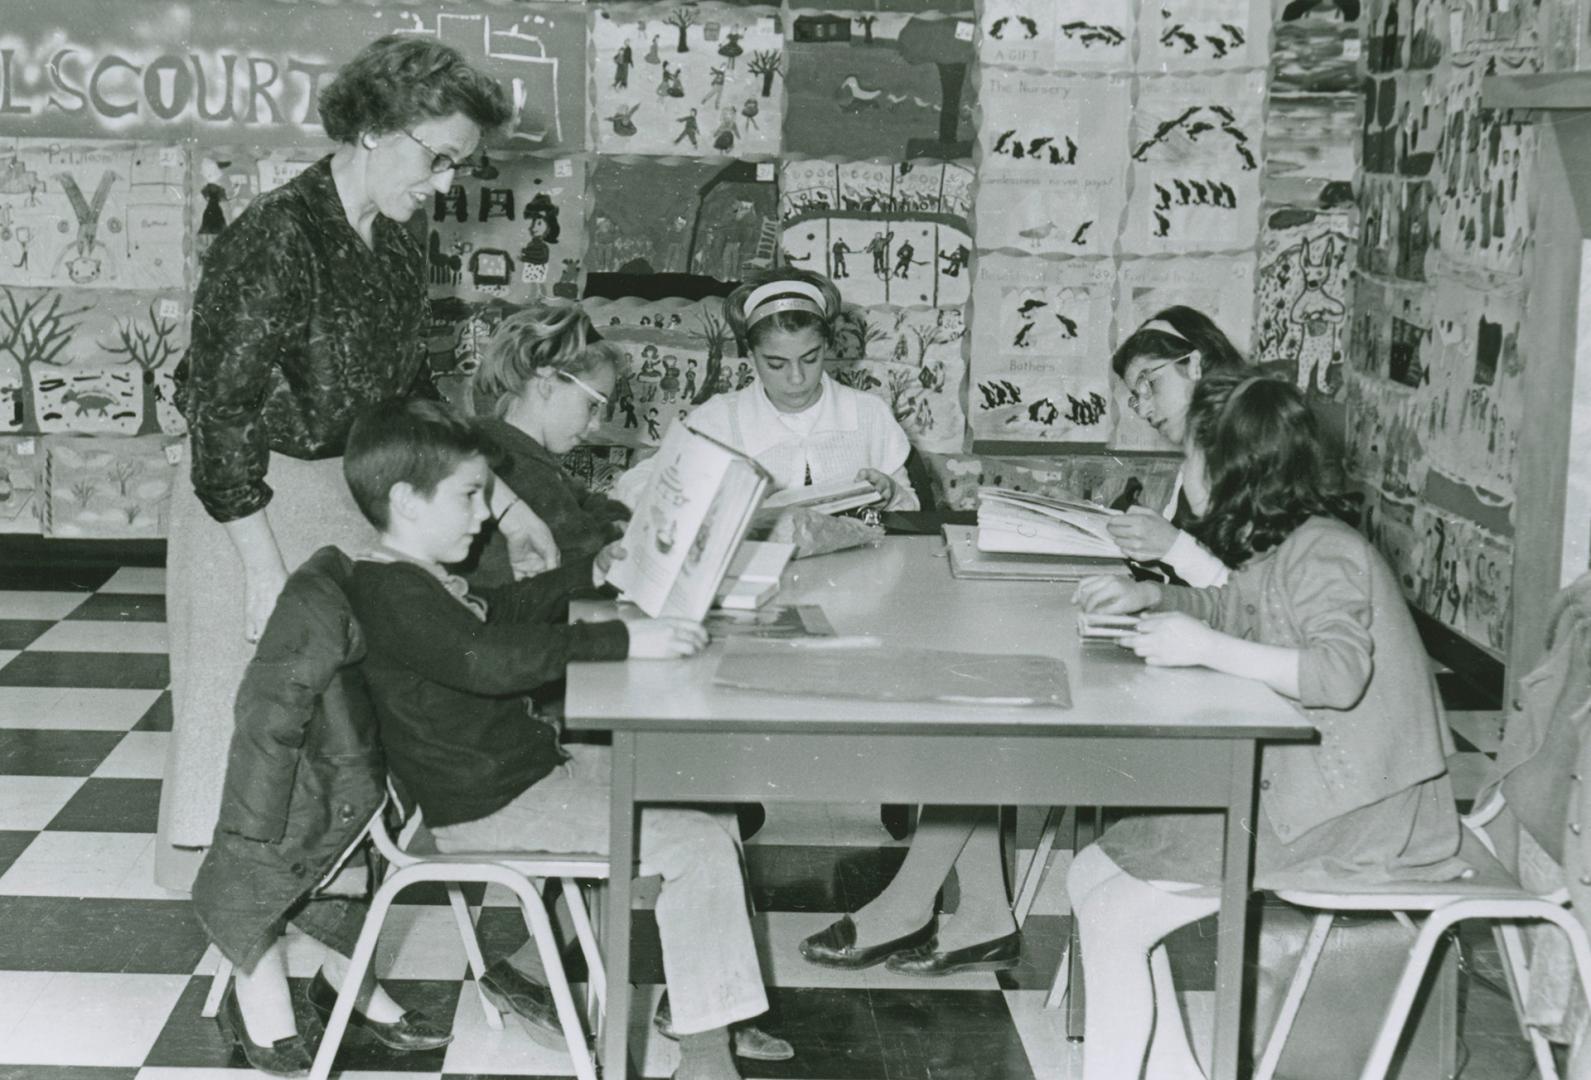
191, 547, 380, 968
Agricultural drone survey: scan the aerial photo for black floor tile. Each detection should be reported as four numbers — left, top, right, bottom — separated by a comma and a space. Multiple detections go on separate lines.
47, 777, 163, 832
133, 690, 173, 732
0, 565, 114, 591
0, 651, 169, 689
746, 843, 911, 913
0, 897, 210, 973
0, 619, 54, 649
0, 830, 34, 876
0, 729, 123, 775
64, 592, 167, 622
0, 1068, 138, 1080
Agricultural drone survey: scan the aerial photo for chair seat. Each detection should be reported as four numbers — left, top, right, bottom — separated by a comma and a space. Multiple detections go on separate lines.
1276, 828, 1526, 911
407, 849, 611, 879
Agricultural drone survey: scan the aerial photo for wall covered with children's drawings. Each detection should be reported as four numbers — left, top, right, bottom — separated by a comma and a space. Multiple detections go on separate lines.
0, 0, 1359, 541
1343, 0, 1547, 659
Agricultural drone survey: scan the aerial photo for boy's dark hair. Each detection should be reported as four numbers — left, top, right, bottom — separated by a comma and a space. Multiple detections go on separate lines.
319, 35, 512, 145
1185, 373, 1357, 568
343, 398, 496, 529
1111, 305, 1248, 379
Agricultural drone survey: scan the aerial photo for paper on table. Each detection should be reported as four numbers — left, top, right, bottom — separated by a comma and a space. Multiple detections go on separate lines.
713, 638, 1072, 708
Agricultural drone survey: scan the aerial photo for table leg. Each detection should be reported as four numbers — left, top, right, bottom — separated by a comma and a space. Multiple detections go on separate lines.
1209, 739, 1258, 1080
601, 732, 638, 1079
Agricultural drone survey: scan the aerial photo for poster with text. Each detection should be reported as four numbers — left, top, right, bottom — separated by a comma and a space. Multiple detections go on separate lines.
977, 0, 1134, 72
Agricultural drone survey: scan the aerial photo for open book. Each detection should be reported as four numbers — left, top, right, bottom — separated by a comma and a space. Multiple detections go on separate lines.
976, 487, 1123, 559
760, 478, 882, 517
605, 424, 773, 620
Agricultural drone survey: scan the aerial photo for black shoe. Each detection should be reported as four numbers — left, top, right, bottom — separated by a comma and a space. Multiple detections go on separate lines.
798, 915, 936, 970
478, 959, 568, 1051
653, 993, 795, 1061
216, 983, 312, 1078
880, 804, 913, 840
735, 801, 767, 841
883, 931, 1023, 976
305, 969, 453, 1053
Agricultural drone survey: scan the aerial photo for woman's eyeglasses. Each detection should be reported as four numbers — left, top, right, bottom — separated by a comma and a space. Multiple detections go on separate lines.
1126, 354, 1192, 414
399, 128, 468, 175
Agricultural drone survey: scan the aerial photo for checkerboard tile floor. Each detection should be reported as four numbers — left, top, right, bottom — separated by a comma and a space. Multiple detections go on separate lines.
0, 562, 1539, 1079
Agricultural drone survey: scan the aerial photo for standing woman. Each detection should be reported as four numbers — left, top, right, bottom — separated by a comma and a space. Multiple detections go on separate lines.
156, 35, 513, 892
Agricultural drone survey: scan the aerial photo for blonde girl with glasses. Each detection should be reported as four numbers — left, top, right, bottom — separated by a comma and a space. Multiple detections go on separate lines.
1106, 305, 1249, 587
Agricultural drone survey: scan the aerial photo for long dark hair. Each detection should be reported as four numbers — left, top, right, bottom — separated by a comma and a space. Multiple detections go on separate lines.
1185, 373, 1357, 568
1110, 305, 1247, 379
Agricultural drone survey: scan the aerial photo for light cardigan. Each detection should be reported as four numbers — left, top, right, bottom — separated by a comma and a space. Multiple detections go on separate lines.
1160, 467, 1231, 588
613, 374, 920, 511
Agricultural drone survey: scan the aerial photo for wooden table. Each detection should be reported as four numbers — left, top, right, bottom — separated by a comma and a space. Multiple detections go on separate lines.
565, 536, 1314, 1080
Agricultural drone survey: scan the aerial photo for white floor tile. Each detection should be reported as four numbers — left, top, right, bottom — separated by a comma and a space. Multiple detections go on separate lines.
90, 731, 171, 779
754, 910, 1000, 991
1003, 989, 1084, 1080
99, 566, 169, 594
29, 619, 170, 653
138, 1072, 433, 1080
0, 830, 179, 899
440, 980, 673, 1077
0, 649, 16, 669
0, 774, 84, 829
0, 590, 90, 620
276, 906, 473, 981
0, 686, 162, 730
0, 971, 188, 1065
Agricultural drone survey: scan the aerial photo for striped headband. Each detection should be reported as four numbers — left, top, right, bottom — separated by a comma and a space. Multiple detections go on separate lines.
744, 280, 828, 329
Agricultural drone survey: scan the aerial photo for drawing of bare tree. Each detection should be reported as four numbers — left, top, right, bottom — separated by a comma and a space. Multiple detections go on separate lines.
108, 457, 141, 495
101, 300, 180, 435
0, 289, 90, 431
691, 307, 735, 402
748, 50, 784, 97
666, 7, 698, 52
855, 15, 878, 43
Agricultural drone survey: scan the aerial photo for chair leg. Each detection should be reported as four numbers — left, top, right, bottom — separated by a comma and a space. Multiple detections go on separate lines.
561, 878, 607, 1010
516, 879, 600, 1080
308, 870, 407, 1080
447, 882, 502, 1030
1254, 912, 1334, 1080
201, 957, 233, 1019
1043, 940, 1069, 1010
1014, 806, 1063, 929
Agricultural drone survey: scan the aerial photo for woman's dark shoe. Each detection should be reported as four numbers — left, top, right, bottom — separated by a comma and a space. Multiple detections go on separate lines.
477, 959, 566, 1049
305, 969, 453, 1053
880, 803, 913, 840
883, 930, 1023, 976
798, 914, 936, 969
653, 993, 795, 1061
216, 983, 312, 1078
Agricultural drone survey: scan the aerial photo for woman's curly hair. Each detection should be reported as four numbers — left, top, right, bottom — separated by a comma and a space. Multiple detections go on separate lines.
1110, 305, 1247, 379
1185, 373, 1358, 568
473, 300, 622, 413
319, 35, 512, 144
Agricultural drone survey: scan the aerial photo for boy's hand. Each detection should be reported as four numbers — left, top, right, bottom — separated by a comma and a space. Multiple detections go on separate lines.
626, 617, 709, 659
594, 541, 627, 586
500, 501, 561, 578
1121, 612, 1218, 668
855, 468, 895, 505
1074, 575, 1159, 614
1106, 507, 1180, 562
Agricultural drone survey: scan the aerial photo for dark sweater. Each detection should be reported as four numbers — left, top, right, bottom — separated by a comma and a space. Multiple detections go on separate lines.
347, 557, 630, 827
470, 418, 631, 588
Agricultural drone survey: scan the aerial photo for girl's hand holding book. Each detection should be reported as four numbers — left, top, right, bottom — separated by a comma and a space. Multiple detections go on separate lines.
1119, 612, 1218, 668
1105, 507, 1180, 562
626, 616, 710, 659
1074, 575, 1160, 615
855, 467, 896, 505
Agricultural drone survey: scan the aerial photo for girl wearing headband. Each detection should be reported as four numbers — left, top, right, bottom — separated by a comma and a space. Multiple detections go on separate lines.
1105, 305, 1249, 588
1070, 374, 1463, 1079
612, 267, 919, 510
467, 300, 632, 586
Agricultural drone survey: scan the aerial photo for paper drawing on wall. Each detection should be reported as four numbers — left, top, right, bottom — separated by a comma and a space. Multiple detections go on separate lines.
427, 154, 586, 302
44, 435, 176, 538
974, 73, 1129, 257
1140, 0, 1268, 71
1434, 59, 1536, 277
0, 438, 41, 534
1255, 207, 1355, 397
190, 149, 319, 264
967, 255, 1113, 444
779, 160, 971, 309
784, 11, 975, 161
1264, 95, 1359, 203
1409, 505, 1510, 652
1426, 276, 1524, 502
1273, 0, 1362, 94
828, 305, 966, 453
593, 5, 783, 157
588, 157, 777, 297
0, 139, 185, 291
978, 0, 1133, 71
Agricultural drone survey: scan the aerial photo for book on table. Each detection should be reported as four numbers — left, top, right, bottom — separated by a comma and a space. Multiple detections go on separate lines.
943, 524, 1127, 581
759, 477, 882, 518
605, 424, 773, 621
975, 487, 1123, 559
713, 540, 795, 610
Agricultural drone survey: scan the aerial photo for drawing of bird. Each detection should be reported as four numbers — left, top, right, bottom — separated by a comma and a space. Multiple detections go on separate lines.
1055, 312, 1079, 337
1189, 179, 1209, 203
1173, 178, 1191, 203
1236, 143, 1258, 170
1026, 136, 1054, 157
993, 129, 1017, 154
989, 15, 1010, 38
1221, 122, 1250, 143
1217, 181, 1236, 205
1154, 183, 1172, 209
1071, 220, 1094, 245
1161, 24, 1198, 53
1154, 210, 1171, 237
836, 75, 884, 111
1186, 120, 1214, 139
1011, 141, 1026, 160
1064, 136, 1078, 163
1018, 16, 1039, 38
1017, 298, 1050, 316
1060, 20, 1090, 35
1220, 23, 1247, 45
1018, 222, 1056, 243
1133, 108, 1199, 159
1209, 104, 1237, 123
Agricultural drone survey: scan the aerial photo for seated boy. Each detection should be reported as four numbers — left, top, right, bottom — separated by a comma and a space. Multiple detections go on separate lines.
341, 398, 774, 1080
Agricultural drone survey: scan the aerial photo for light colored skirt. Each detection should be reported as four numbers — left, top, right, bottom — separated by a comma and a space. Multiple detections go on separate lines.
155, 450, 376, 892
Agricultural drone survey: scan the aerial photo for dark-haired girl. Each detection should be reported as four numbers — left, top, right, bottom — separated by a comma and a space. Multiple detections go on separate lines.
613, 268, 919, 510
1069, 373, 1466, 1079
1104, 306, 1248, 587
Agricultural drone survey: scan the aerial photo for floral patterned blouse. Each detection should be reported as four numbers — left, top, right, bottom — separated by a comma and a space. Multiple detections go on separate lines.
176, 156, 435, 523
